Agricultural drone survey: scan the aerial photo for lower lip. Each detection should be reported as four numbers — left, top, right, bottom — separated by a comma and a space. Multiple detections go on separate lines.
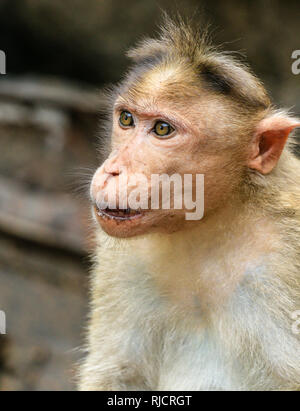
94, 206, 143, 221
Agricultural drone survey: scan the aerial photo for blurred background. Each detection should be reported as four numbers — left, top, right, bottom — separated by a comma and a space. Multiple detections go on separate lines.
0, 0, 299, 391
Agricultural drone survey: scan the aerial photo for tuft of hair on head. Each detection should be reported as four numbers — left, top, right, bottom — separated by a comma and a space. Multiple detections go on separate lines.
127, 11, 213, 63
126, 12, 271, 110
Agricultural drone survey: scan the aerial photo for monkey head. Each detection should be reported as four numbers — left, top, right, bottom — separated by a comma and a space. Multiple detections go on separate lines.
90, 18, 300, 238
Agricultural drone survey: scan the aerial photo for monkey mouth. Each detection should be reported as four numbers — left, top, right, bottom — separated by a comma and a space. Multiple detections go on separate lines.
94, 205, 143, 221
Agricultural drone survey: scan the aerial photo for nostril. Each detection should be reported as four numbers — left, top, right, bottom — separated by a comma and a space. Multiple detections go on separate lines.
104, 160, 121, 176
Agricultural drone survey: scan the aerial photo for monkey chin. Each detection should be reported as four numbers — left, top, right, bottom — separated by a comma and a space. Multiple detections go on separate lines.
93, 205, 187, 238
95, 210, 144, 238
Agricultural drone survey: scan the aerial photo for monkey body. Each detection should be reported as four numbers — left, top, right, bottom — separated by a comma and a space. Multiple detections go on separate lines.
79, 15, 300, 391
81, 200, 300, 390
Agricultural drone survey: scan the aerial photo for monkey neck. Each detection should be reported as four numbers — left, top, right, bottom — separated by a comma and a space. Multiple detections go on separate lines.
98, 198, 271, 258
95, 200, 279, 312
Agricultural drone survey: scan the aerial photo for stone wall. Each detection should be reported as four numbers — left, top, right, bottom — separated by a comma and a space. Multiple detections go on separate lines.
0, 78, 99, 390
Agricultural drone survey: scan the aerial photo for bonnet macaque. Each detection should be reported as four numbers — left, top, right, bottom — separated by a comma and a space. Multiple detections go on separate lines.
79, 16, 300, 390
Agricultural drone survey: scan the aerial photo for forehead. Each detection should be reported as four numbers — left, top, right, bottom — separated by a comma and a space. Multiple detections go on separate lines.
115, 62, 217, 127
120, 61, 203, 105
114, 61, 262, 144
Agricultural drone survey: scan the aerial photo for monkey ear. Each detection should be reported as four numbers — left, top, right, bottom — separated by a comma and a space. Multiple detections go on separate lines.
248, 113, 300, 174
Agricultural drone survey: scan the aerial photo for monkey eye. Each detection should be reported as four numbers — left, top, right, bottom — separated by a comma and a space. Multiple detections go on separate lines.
153, 121, 174, 138
119, 111, 134, 127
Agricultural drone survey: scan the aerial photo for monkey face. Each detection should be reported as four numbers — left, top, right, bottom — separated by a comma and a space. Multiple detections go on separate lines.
90, 90, 244, 238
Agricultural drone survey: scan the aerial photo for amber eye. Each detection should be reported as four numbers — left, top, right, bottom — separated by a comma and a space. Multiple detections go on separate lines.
153, 121, 174, 138
119, 111, 134, 127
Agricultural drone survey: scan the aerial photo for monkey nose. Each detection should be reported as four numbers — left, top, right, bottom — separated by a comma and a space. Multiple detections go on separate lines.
104, 160, 121, 177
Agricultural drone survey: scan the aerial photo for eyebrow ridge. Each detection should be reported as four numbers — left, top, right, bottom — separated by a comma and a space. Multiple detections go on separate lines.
114, 101, 192, 132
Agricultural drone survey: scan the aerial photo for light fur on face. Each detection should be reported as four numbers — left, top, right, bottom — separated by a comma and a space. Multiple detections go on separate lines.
79, 14, 300, 391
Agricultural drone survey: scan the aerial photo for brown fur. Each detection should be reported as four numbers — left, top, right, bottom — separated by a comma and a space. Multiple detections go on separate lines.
79, 15, 300, 391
